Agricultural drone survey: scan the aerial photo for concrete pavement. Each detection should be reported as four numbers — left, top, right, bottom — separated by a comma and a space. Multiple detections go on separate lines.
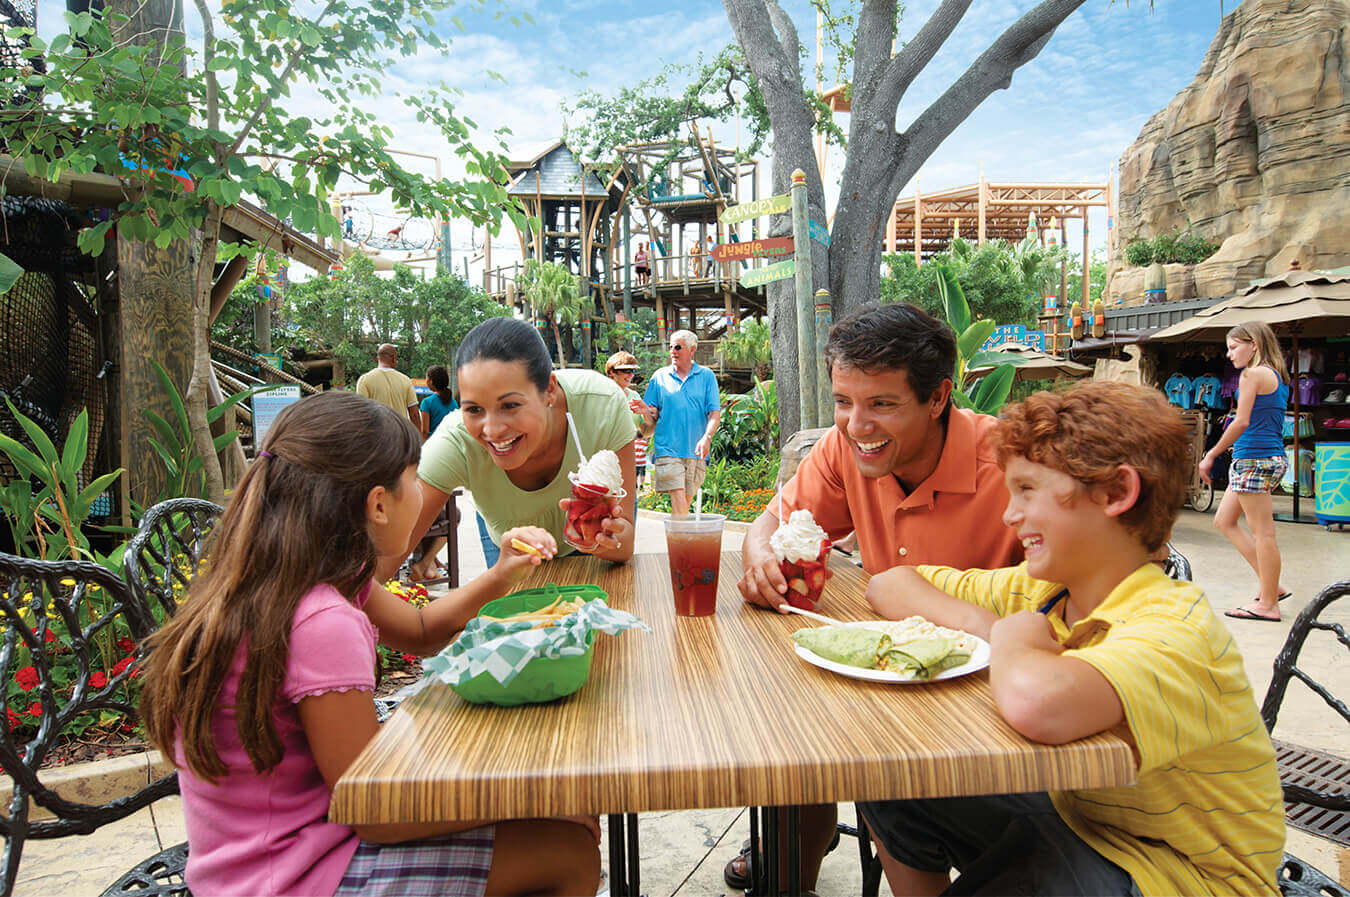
15, 494, 1348, 895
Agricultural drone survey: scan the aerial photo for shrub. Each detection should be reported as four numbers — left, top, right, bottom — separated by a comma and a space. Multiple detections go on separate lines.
1124, 230, 1218, 267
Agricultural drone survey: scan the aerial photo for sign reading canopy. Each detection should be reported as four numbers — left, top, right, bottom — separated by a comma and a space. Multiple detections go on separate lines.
740, 259, 795, 287
719, 194, 791, 224
711, 237, 794, 262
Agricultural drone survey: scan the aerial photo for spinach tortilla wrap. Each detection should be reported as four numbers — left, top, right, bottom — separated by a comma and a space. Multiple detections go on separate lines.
881, 637, 970, 679
792, 627, 891, 669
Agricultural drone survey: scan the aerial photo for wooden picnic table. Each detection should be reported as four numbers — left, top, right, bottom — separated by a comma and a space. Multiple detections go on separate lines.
331, 551, 1135, 894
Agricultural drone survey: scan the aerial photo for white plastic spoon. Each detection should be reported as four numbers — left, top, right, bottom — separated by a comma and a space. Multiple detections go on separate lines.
777, 604, 844, 626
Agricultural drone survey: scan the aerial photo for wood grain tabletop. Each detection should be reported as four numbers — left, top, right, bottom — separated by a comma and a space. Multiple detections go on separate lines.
330, 552, 1136, 825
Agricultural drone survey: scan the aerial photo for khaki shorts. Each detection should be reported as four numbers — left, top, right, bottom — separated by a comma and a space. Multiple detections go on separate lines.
652, 456, 706, 494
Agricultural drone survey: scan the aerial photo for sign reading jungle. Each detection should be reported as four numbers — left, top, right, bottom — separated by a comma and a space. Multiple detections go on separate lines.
711, 237, 794, 262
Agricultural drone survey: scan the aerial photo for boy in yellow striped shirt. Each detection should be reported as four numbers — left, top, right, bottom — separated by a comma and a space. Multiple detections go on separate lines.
862, 381, 1284, 896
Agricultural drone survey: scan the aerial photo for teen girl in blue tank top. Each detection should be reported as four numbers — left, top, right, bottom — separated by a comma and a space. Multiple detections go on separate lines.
1199, 322, 1290, 622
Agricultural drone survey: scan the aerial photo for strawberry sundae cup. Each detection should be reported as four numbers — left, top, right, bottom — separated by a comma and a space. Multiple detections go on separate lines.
770, 509, 831, 609
565, 449, 626, 550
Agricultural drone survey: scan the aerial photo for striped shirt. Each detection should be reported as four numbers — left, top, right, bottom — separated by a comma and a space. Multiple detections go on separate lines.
919, 561, 1284, 896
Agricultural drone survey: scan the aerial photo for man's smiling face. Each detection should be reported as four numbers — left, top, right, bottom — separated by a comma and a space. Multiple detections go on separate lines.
829, 363, 950, 480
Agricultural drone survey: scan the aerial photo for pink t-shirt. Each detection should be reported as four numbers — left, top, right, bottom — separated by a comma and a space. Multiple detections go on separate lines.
177, 582, 377, 897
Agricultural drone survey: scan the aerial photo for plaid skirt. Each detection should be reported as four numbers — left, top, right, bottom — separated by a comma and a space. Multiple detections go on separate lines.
1228, 456, 1287, 494
334, 826, 495, 897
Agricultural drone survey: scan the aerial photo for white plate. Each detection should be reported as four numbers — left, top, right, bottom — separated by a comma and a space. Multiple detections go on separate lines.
793, 626, 991, 684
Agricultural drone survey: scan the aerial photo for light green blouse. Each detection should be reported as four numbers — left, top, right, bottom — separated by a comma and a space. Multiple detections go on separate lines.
418, 368, 637, 554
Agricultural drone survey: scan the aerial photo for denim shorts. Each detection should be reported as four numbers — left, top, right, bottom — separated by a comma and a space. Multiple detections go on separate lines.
859, 792, 1139, 896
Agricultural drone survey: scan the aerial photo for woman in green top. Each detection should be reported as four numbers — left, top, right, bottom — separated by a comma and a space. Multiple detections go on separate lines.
399, 318, 638, 569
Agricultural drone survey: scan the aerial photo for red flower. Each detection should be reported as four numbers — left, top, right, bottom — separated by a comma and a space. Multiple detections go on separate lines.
116, 637, 135, 652
401, 653, 418, 665
111, 656, 134, 676
15, 666, 39, 691
26, 701, 42, 718
90, 671, 108, 688
6, 708, 20, 730
43, 630, 56, 644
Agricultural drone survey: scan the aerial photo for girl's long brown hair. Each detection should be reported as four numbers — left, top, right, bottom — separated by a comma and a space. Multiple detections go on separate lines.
140, 392, 420, 781
1228, 322, 1289, 383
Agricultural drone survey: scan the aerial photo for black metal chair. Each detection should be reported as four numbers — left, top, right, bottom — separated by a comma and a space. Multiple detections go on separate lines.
122, 498, 223, 622
0, 553, 188, 897
1259, 579, 1350, 897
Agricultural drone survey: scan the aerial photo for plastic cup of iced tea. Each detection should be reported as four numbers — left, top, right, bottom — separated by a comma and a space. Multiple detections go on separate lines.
663, 513, 726, 617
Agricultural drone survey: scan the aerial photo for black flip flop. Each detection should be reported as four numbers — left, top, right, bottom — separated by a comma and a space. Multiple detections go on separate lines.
723, 831, 840, 890
1224, 606, 1281, 623
1278, 591, 1293, 602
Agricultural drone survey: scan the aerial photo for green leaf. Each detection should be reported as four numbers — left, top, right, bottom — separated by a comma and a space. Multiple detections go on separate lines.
935, 264, 970, 337
206, 383, 283, 424
4, 397, 60, 468
972, 365, 1016, 415
73, 470, 125, 520
0, 251, 22, 296
966, 350, 1026, 369
151, 361, 191, 445
60, 408, 90, 480
143, 410, 185, 456
956, 320, 995, 361
0, 432, 47, 481
211, 431, 240, 452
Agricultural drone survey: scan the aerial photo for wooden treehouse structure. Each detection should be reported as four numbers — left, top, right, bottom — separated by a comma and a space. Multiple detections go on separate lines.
484, 132, 769, 379
884, 176, 1112, 354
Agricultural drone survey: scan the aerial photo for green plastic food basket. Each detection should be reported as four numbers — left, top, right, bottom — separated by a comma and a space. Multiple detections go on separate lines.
450, 584, 608, 706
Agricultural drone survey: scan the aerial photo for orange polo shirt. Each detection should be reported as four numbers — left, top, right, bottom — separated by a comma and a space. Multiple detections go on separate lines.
780, 407, 1022, 575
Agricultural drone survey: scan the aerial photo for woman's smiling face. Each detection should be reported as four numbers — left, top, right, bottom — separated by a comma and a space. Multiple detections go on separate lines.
456, 359, 557, 470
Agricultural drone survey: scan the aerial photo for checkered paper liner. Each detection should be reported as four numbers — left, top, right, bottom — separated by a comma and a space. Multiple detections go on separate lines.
421, 599, 651, 687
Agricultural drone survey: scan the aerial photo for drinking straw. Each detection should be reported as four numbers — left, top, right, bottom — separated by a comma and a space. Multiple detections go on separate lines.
695, 487, 703, 519
565, 412, 587, 463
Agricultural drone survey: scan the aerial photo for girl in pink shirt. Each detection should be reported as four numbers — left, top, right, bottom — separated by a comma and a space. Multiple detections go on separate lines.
140, 392, 600, 897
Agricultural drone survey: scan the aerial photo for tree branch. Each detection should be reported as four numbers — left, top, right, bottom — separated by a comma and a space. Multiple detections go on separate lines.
898, 0, 1088, 176
872, 0, 974, 116
190, 0, 219, 135
851, 0, 897, 110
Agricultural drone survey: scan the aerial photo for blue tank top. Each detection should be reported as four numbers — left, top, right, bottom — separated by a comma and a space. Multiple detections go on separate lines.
1232, 371, 1288, 459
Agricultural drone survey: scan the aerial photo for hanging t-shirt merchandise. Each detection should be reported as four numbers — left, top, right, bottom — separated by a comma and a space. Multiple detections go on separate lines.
1156, 339, 1348, 519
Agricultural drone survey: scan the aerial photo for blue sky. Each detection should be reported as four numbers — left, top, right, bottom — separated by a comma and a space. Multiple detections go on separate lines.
31, 0, 1237, 274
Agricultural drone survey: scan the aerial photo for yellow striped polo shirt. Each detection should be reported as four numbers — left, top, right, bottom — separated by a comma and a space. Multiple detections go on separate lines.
919, 561, 1285, 896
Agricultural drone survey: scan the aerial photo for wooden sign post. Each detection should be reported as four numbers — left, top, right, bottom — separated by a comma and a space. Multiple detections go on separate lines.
790, 169, 817, 428
814, 289, 833, 424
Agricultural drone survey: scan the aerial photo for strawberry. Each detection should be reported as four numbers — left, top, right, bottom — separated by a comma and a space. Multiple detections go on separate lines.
805, 567, 826, 592
788, 577, 808, 595
784, 590, 816, 610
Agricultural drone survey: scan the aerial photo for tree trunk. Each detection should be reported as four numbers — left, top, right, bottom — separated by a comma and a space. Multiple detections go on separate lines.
551, 320, 568, 369
188, 203, 227, 504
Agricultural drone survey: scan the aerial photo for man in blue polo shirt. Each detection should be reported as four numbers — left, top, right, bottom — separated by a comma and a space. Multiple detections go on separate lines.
633, 329, 721, 516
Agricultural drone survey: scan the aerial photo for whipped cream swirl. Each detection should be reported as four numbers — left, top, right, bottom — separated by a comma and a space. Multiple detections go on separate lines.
574, 449, 624, 495
770, 509, 829, 563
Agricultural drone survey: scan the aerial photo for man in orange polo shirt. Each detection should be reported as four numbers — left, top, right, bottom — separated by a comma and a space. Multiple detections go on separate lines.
725, 302, 1022, 892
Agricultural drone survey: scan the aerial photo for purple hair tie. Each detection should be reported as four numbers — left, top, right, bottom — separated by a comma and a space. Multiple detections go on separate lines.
259, 450, 274, 459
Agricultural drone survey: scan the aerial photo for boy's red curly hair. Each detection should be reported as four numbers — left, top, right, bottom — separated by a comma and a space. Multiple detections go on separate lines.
992, 381, 1190, 552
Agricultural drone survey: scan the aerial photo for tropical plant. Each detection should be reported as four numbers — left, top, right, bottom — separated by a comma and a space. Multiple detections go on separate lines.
712, 377, 779, 463
1124, 230, 1219, 267
722, 317, 772, 379
934, 265, 1023, 416
138, 361, 279, 510
0, 251, 20, 296
519, 260, 585, 368
0, 399, 124, 562
881, 238, 1053, 328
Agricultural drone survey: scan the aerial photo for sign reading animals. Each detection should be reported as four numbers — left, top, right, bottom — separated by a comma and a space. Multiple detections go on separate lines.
711, 237, 794, 261
739, 259, 795, 287
719, 193, 791, 224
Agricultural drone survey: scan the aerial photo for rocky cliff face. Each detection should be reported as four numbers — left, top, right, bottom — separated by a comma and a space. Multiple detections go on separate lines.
1108, 0, 1350, 304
